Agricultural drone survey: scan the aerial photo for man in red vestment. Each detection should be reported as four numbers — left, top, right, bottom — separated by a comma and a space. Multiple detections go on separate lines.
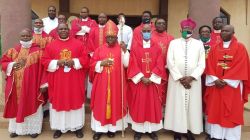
49, 14, 68, 40
71, 7, 97, 46
132, 11, 155, 45
127, 24, 167, 140
41, 23, 89, 138
152, 18, 174, 105
211, 17, 224, 44
90, 20, 129, 140
205, 25, 250, 140
1, 29, 46, 138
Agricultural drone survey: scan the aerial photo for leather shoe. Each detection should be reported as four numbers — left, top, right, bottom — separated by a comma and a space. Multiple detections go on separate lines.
147, 132, 158, 140
53, 130, 62, 139
107, 131, 115, 138
30, 133, 39, 138
174, 132, 181, 140
75, 129, 84, 138
93, 132, 102, 140
134, 132, 142, 140
185, 132, 195, 140
9, 133, 18, 138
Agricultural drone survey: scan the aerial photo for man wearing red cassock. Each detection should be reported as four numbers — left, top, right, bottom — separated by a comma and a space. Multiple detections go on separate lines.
1, 29, 46, 138
152, 18, 174, 105
71, 7, 97, 46
41, 23, 89, 138
90, 20, 130, 140
211, 17, 224, 44
127, 24, 167, 140
205, 25, 250, 140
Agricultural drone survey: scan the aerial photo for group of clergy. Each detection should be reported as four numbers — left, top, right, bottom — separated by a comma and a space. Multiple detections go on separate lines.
1, 5, 250, 140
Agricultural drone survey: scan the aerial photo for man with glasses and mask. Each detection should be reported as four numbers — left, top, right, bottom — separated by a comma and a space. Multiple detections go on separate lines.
42, 6, 58, 34
1, 29, 46, 138
127, 24, 166, 140
164, 18, 205, 140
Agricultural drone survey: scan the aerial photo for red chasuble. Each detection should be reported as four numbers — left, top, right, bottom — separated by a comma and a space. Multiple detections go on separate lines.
211, 30, 222, 44
127, 39, 167, 123
71, 17, 98, 46
33, 31, 52, 49
152, 31, 174, 105
41, 38, 89, 111
205, 37, 250, 127
90, 42, 127, 126
1, 43, 44, 123
87, 26, 106, 54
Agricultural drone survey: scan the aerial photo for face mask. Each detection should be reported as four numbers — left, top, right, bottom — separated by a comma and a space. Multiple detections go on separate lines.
142, 32, 151, 40
182, 31, 192, 39
142, 18, 150, 24
34, 27, 43, 34
200, 36, 210, 43
20, 40, 32, 48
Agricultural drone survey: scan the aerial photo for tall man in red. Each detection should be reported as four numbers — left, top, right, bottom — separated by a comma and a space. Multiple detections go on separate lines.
127, 24, 166, 140
90, 20, 130, 140
205, 25, 250, 140
152, 18, 174, 105
71, 7, 97, 46
42, 23, 89, 138
1, 29, 46, 138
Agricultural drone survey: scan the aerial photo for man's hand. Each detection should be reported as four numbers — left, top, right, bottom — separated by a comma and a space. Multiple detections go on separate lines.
120, 41, 127, 53
40, 87, 48, 93
65, 59, 75, 67
180, 76, 195, 89
141, 77, 152, 85
214, 79, 227, 88
100, 58, 114, 67
13, 59, 26, 70
57, 60, 65, 67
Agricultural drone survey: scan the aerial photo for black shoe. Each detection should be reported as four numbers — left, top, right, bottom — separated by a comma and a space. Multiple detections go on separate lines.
147, 132, 158, 140
30, 133, 39, 138
205, 134, 211, 140
107, 131, 115, 138
93, 132, 102, 140
43, 110, 49, 118
75, 129, 84, 138
53, 130, 62, 139
134, 132, 142, 140
185, 131, 195, 140
174, 132, 181, 140
9, 133, 18, 138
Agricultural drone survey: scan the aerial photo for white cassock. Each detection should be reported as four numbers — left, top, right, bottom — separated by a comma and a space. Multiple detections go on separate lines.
128, 40, 163, 133
47, 58, 85, 133
164, 38, 205, 134
205, 41, 242, 140
42, 17, 58, 34
117, 24, 133, 50
91, 50, 130, 132
6, 44, 43, 135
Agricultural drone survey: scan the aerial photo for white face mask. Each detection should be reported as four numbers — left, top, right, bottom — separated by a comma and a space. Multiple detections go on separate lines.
186, 33, 192, 38
34, 27, 43, 34
20, 40, 33, 48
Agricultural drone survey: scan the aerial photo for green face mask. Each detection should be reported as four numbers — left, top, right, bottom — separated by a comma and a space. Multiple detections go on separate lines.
200, 36, 210, 43
182, 31, 192, 39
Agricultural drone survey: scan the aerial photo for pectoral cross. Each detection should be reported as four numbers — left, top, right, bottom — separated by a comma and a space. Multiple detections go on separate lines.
159, 42, 167, 56
217, 53, 233, 76
142, 52, 152, 73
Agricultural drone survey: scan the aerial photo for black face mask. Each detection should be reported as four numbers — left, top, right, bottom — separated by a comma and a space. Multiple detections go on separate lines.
142, 18, 150, 24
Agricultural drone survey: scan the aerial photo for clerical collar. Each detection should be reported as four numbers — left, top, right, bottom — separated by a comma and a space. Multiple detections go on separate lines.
99, 24, 105, 28
223, 40, 231, 48
59, 37, 70, 41
214, 30, 221, 33
82, 17, 88, 21
143, 40, 150, 48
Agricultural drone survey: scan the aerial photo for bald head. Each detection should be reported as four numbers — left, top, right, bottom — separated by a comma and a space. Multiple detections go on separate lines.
98, 13, 107, 25
221, 25, 235, 42
34, 18, 44, 28
20, 28, 32, 42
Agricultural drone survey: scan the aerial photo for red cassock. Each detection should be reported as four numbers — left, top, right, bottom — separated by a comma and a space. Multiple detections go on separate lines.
211, 30, 222, 44
151, 30, 174, 105
205, 37, 250, 128
90, 42, 127, 126
1, 43, 44, 123
127, 39, 167, 123
41, 38, 89, 111
71, 17, 98, 46
87, 26, 106, 54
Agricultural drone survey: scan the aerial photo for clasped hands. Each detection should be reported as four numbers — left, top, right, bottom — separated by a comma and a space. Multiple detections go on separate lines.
179, 76, 195, 89
13, 59, 26, 71
141, 77, 152, 85
214, 79, 227, 88
100, 58, 114, 67
57, 59, 75, 67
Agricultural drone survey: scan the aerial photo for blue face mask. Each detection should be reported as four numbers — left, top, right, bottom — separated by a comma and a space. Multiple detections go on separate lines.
142, 32, 151, 40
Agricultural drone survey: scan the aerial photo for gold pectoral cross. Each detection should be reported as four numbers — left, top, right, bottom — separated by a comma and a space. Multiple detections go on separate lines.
142, 52, 152, 73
